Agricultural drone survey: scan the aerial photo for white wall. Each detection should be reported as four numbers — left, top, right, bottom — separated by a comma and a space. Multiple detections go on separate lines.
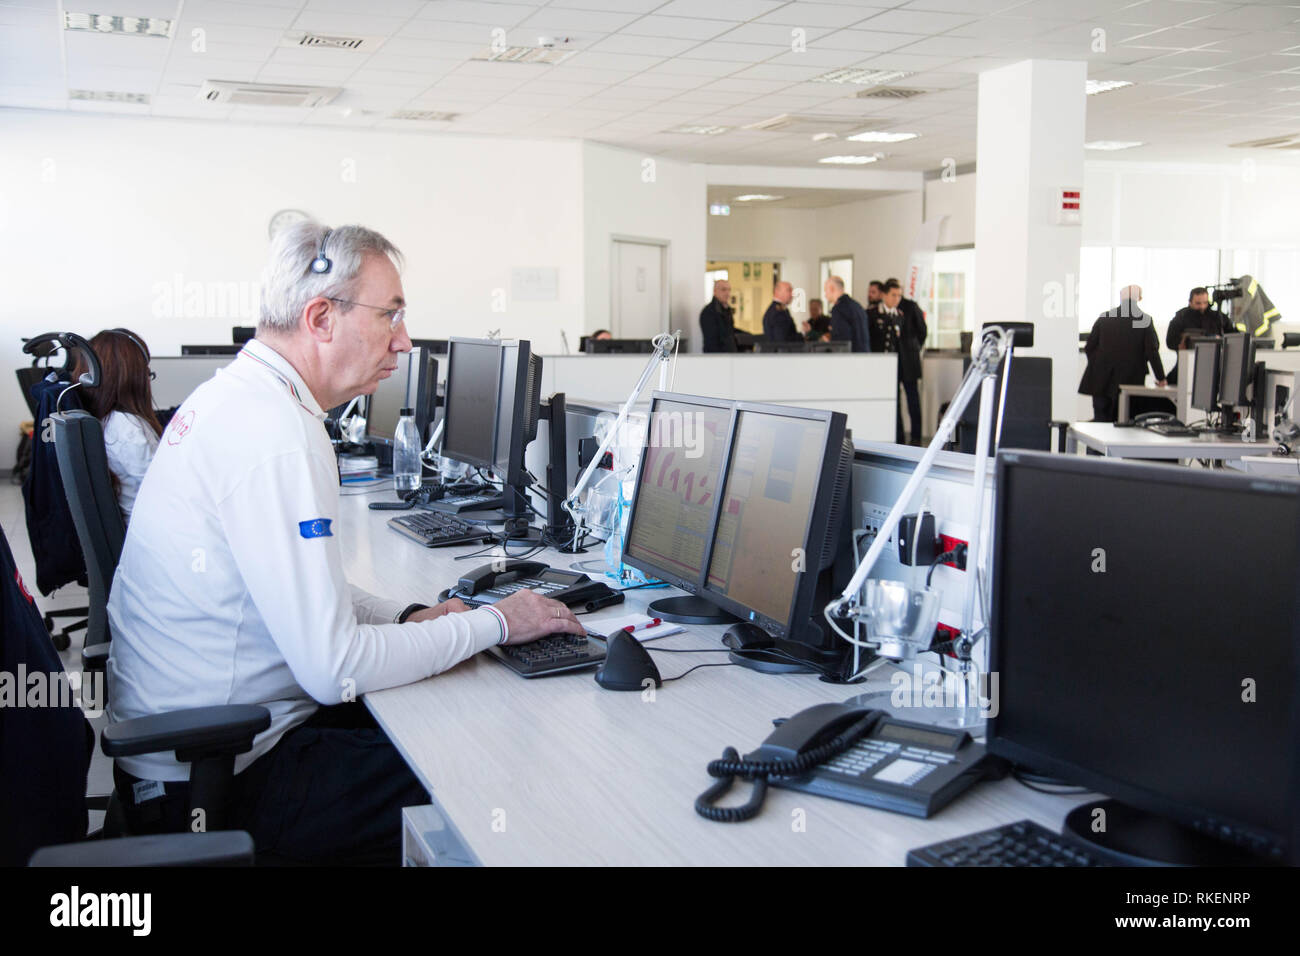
581, 142, 705, 345
924, 171, 976, 248
705, 190, 924, 315
0, 110, 721, 469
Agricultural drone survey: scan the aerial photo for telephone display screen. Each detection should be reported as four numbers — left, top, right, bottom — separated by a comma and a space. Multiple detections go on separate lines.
624, 400, 731, 582
878, 722, 963, 752
705, 410, 826, 625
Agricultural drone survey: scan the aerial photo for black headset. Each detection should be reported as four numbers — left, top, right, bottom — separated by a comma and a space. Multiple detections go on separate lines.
110, 328, 156, 381
309, 228, 333, 275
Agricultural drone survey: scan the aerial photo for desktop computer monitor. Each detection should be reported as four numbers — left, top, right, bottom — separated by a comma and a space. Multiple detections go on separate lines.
231, 327, 255, 345
587, 338, 655, 354
366, 347, 431, 443
181, 344, 241, 356
1218, 332, 1255, 407
410, 337, 449, 355
622, 393, 738, 625
494, 341, 542, 487
989, 451, 1300, 865
702, 402, 854, 676
442, 338, 504, 472
1190, 338, 1221, 413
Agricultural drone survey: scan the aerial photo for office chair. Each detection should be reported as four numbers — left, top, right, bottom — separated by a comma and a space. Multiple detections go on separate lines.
951, 356, 1069, 453
36, 410, 271, 857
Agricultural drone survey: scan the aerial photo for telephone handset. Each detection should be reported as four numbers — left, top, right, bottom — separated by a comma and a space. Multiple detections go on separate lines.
457, 559, 549, 596
696, 702, 994, 822
1134, 411, 1176, 425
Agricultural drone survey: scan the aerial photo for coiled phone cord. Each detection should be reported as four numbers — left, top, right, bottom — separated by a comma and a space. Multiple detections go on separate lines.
694, 713, 878, 822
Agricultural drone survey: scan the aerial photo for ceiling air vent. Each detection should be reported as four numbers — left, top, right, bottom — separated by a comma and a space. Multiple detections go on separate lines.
199, 81, 341, 108
743, 113, 880, 134
69, 89, 150, 104
1229, 134, 1300, 149
284, 33, 385, 52
472, 45, 575, 65
390, 110, 458, 122
855, 87, 927, 100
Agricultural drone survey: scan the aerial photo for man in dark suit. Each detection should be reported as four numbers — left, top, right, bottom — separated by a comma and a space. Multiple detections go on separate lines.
1079, 284, 1167, 422
699, 279, 737, 352
878, 280, 927, 444
824, 276, 871, 353
762, 281, 801, 344
1166, 286, 1226, 385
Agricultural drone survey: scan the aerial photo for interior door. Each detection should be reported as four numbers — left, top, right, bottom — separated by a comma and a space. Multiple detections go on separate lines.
612, 240, 665, 338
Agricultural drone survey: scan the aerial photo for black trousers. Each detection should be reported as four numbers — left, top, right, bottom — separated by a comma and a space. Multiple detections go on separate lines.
897, 381, 923, 444
1092, 393, 1119, 423
112, 701, 427, 866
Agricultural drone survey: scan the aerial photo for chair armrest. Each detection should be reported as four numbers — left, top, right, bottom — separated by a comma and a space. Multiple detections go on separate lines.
82, 641, 110, 672
102, 705, 270, 759
29, 831, 254, 867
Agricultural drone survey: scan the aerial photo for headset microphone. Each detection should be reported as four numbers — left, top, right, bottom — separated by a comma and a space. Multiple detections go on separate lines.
310, 228, 333, 275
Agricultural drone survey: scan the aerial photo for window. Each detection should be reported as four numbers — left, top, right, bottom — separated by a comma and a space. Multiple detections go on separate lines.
923, 248, 974, 349
819, 256, 854, 301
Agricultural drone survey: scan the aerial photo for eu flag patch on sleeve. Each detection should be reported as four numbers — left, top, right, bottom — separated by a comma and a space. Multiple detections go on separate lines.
299, 518, 333, 539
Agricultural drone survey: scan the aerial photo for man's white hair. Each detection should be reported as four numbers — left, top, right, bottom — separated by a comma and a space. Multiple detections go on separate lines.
258, 221, 404, 334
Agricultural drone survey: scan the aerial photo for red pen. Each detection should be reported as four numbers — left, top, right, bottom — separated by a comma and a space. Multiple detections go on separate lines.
623, 618, 662, 633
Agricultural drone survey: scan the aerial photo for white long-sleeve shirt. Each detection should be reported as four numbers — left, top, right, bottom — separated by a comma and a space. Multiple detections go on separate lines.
107, 339, 506, 781
101, 410, 159, 520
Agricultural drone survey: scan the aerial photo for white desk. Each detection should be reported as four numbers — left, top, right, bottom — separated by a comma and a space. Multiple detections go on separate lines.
1066, 422, 1272, 462
339, 485, 1083, 866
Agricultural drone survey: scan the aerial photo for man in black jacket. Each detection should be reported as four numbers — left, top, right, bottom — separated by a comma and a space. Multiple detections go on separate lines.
1079, 285, 1167, 422
878, 280, 927, 443
699, 279, 737, 352
762, 281, 801, 343
825, 276, 871, 353
1166, 287, 1226, 385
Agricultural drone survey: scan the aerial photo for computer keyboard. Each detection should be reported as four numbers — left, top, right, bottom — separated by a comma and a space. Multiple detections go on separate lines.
484, 632, 606, 677
428, 492, 505, 514
388, 510, 490, 548
907, 820, 1102, 867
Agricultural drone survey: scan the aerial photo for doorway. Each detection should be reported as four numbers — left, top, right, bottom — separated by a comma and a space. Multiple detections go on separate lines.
611, 238, 668, 338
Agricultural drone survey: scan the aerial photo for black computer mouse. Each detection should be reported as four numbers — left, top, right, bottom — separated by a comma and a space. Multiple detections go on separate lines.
722, 621, 774, 651
594, 631, 662, 691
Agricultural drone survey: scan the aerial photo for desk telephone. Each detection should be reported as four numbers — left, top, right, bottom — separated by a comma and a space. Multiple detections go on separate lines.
441, 559, 624, 612
696, 702, 997, 822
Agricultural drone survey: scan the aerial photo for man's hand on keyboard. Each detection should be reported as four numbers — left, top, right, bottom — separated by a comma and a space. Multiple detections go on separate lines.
494, 589, 585, 644
405, 598, 471, 623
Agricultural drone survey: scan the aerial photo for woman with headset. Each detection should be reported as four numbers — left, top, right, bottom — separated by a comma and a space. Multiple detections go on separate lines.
73, 328, 163, 521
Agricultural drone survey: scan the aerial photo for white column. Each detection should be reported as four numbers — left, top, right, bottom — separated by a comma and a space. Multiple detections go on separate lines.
973, 59, 1087, 423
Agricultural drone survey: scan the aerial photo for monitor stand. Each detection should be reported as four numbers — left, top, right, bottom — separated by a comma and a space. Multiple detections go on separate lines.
1061, 799, 1277, 866
648, 595, 737, 626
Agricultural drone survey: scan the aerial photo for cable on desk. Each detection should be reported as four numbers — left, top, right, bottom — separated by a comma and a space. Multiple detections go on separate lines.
662, 661, 737, 682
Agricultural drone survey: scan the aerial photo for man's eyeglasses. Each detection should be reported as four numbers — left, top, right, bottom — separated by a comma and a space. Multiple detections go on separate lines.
326, 297, 406, 330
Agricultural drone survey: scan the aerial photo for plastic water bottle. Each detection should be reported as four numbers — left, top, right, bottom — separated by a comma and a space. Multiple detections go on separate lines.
392, 407, 422, 495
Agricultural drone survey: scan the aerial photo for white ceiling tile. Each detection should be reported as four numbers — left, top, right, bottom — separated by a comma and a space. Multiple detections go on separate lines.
411, 2, 537, 26
586, 34, 699, 56
855, 8, 978, 34
396, 20, 499, 43
677, 40, 782, 62
651, 0, 786, 20
713, 22, 837, 47
619, 16, 737, 41
1111, 1, 1237, 28
563, 51, 666, 72
183, 1, 302, 30
809, 28, 919, 53
515, 7, 642, 34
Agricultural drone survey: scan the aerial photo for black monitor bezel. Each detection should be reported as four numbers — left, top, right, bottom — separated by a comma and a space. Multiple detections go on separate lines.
1218, 332, 1254, 407
700, 401, 847, 639
495, 341, 541, 486
442, 337, 504, 471
364, 347, 421, 445
621, 391, 737, 597
988, 450, 1300, 864
1190, 337, 1222, 413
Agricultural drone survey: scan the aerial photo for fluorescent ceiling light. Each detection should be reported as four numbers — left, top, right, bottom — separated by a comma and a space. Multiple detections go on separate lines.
818, 154, 883, 165
709, 203, 731, 216
1086, 80, 1133, 95
63, 12, 172, 37
1084, 140, 1144, 151
668, 124, 730, 135
69, 89, 150, 104
812, 68, 912, 86
733, 194, 784, 202
846, 130, 919, 143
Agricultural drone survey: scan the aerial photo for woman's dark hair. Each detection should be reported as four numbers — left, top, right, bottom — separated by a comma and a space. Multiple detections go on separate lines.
73, 329, 163, 438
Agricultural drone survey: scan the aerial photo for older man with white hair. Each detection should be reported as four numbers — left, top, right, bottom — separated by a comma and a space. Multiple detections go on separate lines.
106, 221, 582, 864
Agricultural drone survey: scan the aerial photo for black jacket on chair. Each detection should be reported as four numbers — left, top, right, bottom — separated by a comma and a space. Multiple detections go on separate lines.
829, 295, 872, 353
1079, 304, 1166, 398
0, 522, 94, 864
699, 299, 738, 352
761, 301, 801, 343
22, 377, 88, 596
